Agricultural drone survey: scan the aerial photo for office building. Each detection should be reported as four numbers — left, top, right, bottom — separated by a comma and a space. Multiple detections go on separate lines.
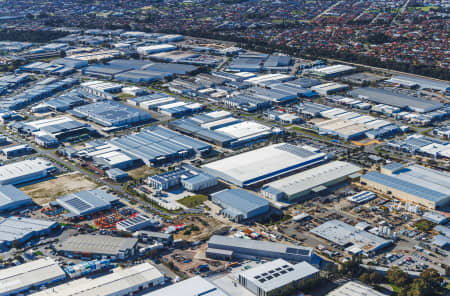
238, 259, 319, 296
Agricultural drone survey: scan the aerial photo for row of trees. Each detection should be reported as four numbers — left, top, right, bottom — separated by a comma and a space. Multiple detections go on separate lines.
0, 29, 68, 43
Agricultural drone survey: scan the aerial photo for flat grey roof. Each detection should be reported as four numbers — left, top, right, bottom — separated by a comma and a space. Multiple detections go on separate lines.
212, 189, 269, 215
0, 216, 57, 243
361, 171, 449, 203
0, 184, 32, 209
310, 220, 392, 253
209, 235, 313, 257
57, 235, 138, 256
145, 276, 229, 296
349, 87, 442, 112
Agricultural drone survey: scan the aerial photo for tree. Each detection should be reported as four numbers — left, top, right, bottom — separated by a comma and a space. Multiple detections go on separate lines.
369, 272, 384, 284
359, 272, 370, 283
407, 278, 435, 296
387, 267, 410, 287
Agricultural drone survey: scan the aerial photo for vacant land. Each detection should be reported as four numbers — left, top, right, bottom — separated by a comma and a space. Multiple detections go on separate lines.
127, 166, 161, 180
21, 172, 99, 205
177, 194, 208, 208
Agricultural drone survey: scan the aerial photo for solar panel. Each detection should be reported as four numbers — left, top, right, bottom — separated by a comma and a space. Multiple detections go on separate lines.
275, 144, 315, 158
65, 197, 91, 211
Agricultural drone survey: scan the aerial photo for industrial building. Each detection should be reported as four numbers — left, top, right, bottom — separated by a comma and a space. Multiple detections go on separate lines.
349, 87, 443, 113
311, 83, 349, 95
0, 258, 66, 296
422, 211, 448, 225
312, 64, 356, 77
207, 235, 314, 263
238, 259, 319, 296
261, 161, 361, 201
133, 231, 173, 245
327, 281, 387, 296
0, 158, 56, 185
202, 143, 327, 187
169, 117, 274, 148
1, 144, 33, 158
116, 214, 160, 233
56, 235, 138, 260
106, 168, 129, 182
72, 101, 151, 128
144, 276, 228, 296
346, 191, 377, 204
15, 116, 95, 144
137, 44, 177, 55
385, 75, 450, 93
0, 184, 33, 211
148, 164, 217, 192
54, 188, 119, 218
361, 163, 450, 209
33, 263, 165, 296
211, 189, 270, 222
108, 126, 211, 166
310, 220, 392, 256
0, 216, 58, 248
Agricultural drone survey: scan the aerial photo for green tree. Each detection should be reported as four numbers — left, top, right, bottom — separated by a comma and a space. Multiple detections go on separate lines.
387, 267, 410, 287
407, 278, 435, 296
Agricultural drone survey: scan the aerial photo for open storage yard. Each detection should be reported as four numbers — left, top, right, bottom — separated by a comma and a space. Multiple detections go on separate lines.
20, 172, 100, 205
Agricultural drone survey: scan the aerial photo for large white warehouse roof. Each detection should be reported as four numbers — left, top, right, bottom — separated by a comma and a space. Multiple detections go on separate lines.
202, 143, 327, 187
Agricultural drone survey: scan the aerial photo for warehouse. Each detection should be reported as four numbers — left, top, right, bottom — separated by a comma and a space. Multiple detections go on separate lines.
115, 69, 169, 83
361, 164, 450, 209
0, 258, 66, 296
238, 259, 319, 296
312, 64, 356, 77
311, 83, 349, 95
55, 188, 119, 218
202, 143, 327, 187
45, 92, 86, 111
148, 164, 217, 192
315, 118, 372, 140
1, 144, 33, 158
145, 276, 227, 296
116, 214, 160, 233
72, 101, 151, 128
297, 102, 333, 117
109, 126, 211, 166
133, 231, 173, 245
385, 75, 450, 92
222, 94, 271, 112
0, 184, 33, 211
75, 141, 141, 169
57, 235, 138, 260
82, 64, 132, 79
0, 158, 56, 185
33, 263, 165, 296
207, 235, 314, 263
168, 118, 272, 148
349, 87, 443, 113
327, 281, 387, 296
247, 87, 297, 103
19, 116, 94, 143
211, 189, 270, 222
261, 161, 361, 201
0, 216, 58, 248
137, 44, 177, 55
310, 220, 392, 256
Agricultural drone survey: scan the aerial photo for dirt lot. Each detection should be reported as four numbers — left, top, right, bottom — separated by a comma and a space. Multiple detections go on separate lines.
127, 166, 161, 180
173, 215, 225, 242
20, 172, 99, 205
163, 244, 227, 277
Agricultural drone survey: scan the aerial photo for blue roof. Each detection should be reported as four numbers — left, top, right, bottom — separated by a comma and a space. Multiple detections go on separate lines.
212, 189, 269, 214
362, 172, 448, 203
